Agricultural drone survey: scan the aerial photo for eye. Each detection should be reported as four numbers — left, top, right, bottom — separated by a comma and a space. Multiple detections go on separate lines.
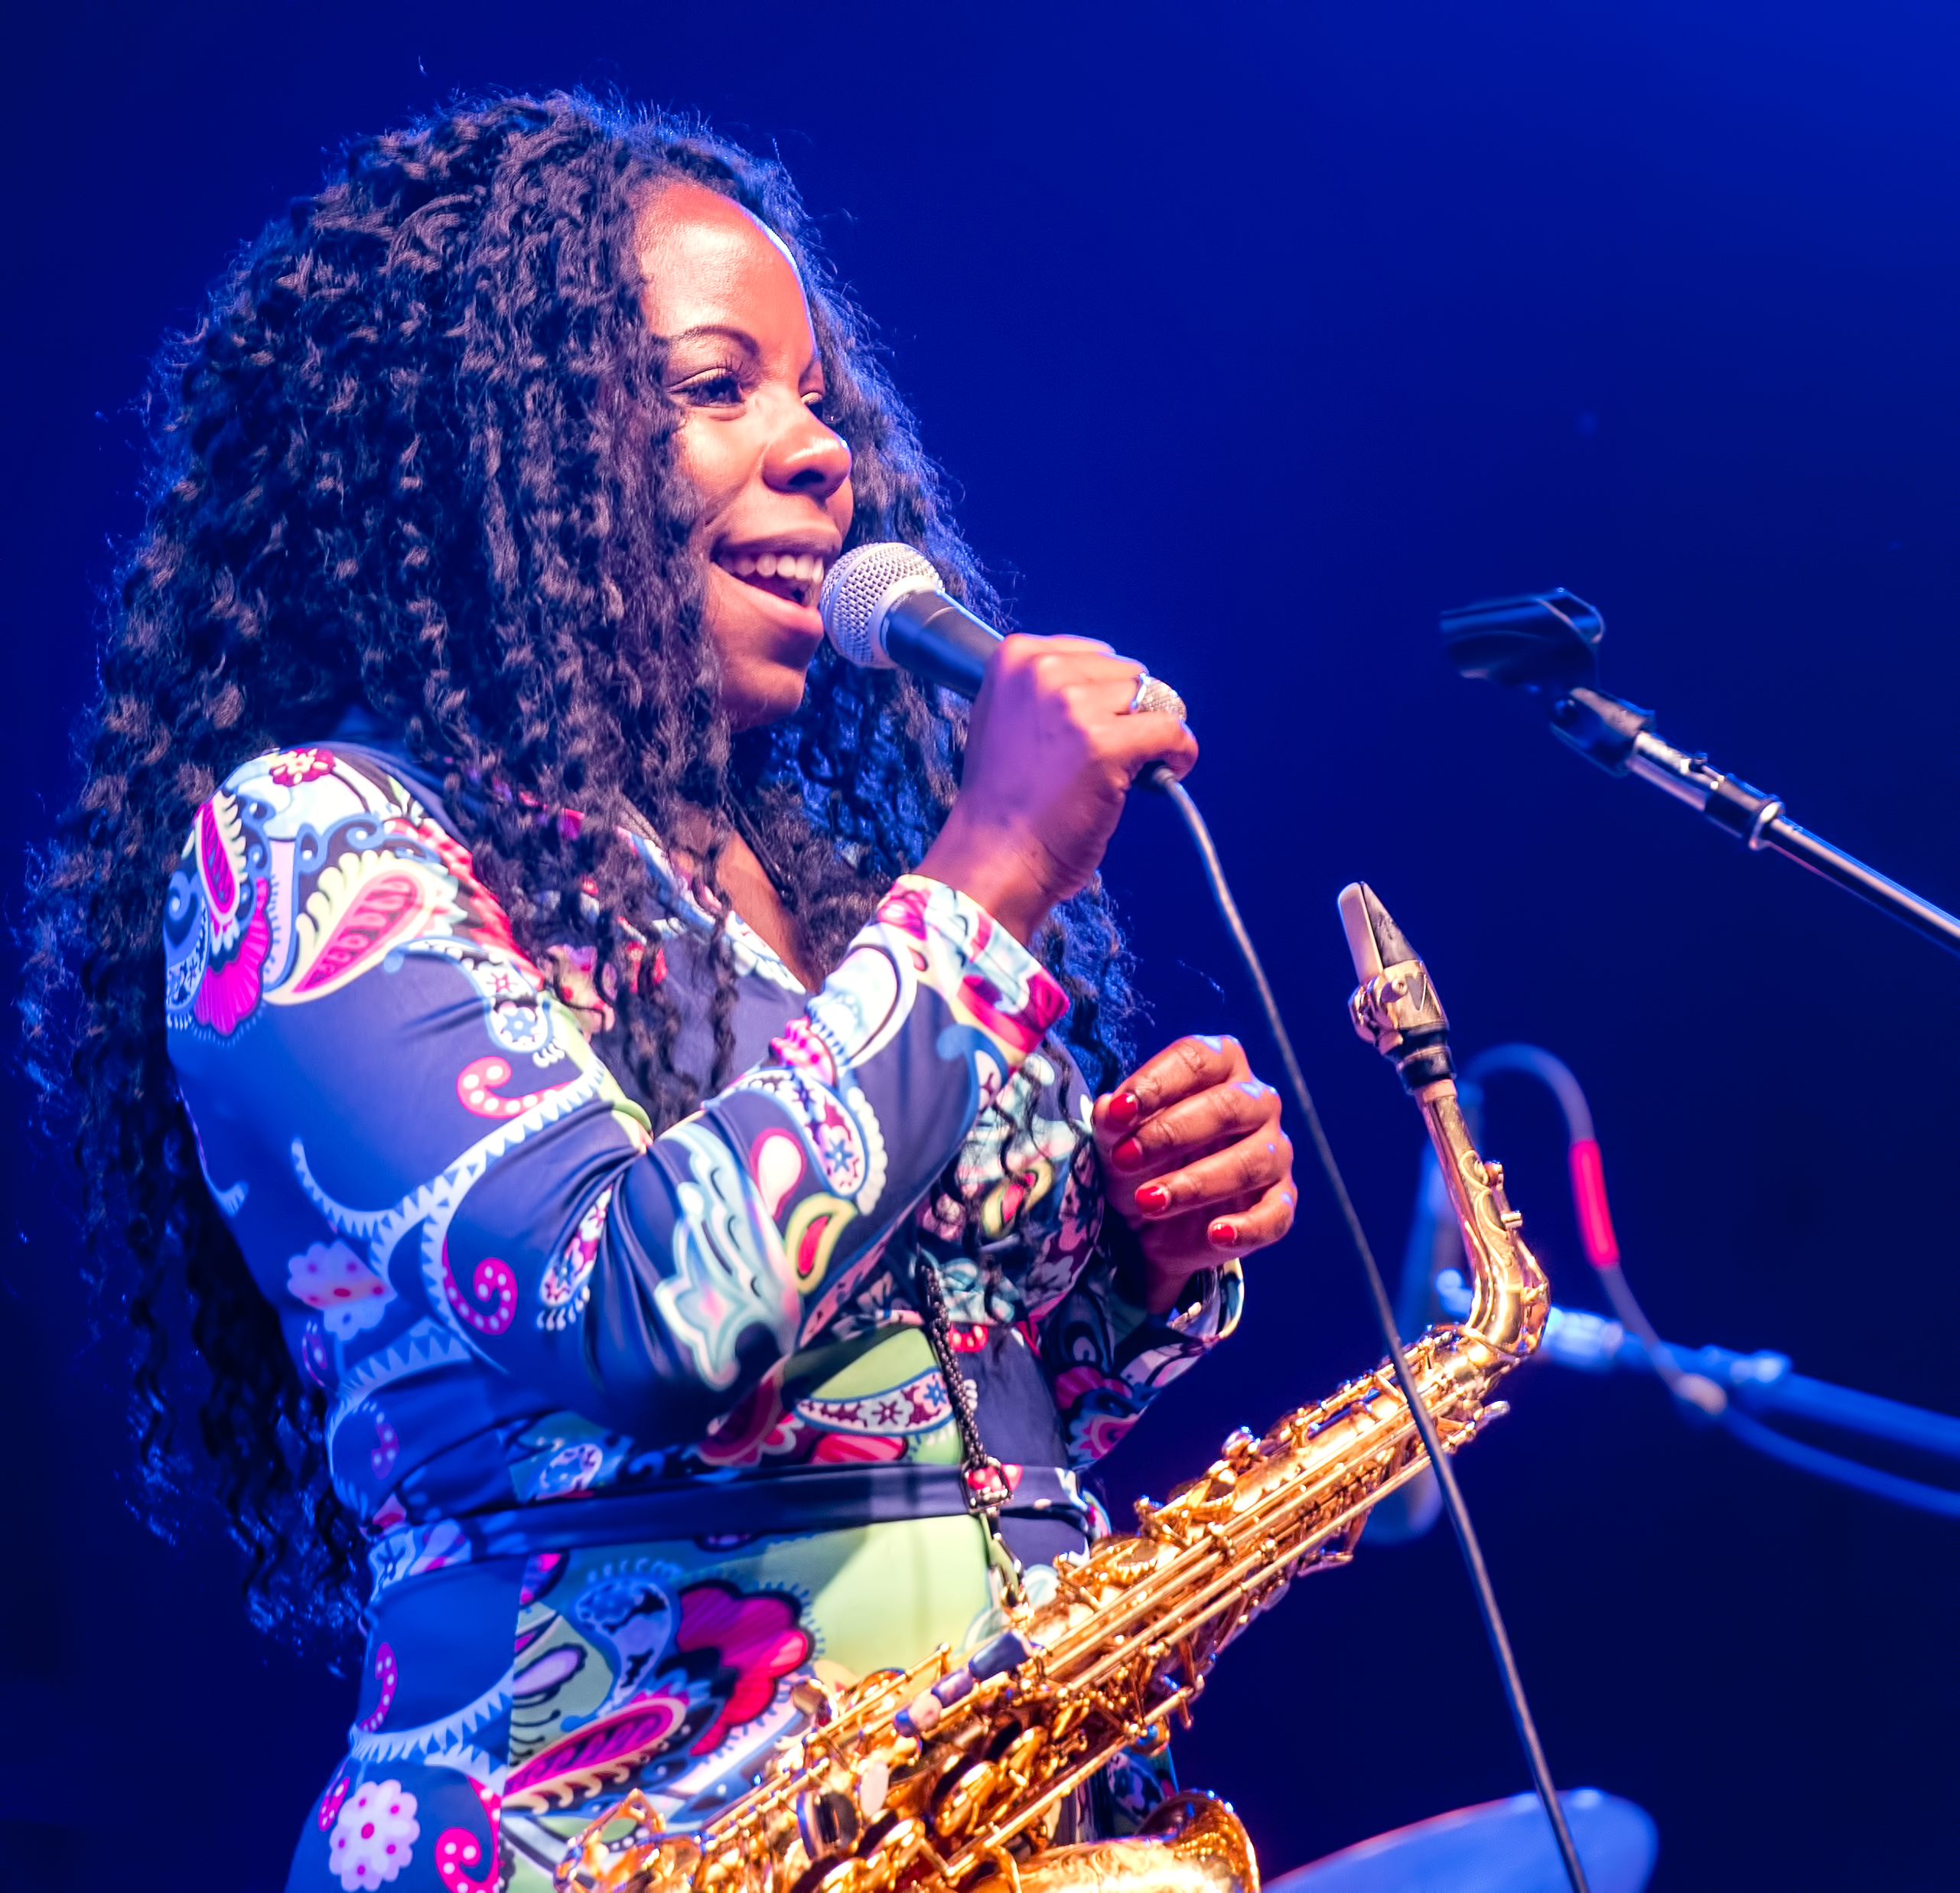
674, 367, 746, 409
803, 389, 830, 420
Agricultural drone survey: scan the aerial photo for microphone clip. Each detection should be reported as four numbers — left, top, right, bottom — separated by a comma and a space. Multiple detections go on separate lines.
1439, 587, 1960, 958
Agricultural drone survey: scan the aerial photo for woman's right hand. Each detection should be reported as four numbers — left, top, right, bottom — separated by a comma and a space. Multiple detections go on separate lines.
917, 635, 1198, 942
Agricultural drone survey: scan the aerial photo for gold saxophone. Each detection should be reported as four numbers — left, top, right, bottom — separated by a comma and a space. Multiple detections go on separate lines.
559, 884, 1550, 1893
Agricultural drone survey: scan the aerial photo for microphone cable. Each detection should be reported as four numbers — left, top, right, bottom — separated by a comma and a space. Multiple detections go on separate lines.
1464, 1045, 1960, 1518
1144, 764, 1592, 1893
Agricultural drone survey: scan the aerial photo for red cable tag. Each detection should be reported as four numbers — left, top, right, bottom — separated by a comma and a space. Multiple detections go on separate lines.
1568, 1137, 1620, 1269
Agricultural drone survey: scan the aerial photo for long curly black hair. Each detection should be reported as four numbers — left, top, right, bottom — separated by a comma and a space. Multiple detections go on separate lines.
20, 92, 1130, 1644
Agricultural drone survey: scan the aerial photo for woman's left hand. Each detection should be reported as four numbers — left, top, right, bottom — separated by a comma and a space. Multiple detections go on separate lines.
1092, 1035, 1297, 1315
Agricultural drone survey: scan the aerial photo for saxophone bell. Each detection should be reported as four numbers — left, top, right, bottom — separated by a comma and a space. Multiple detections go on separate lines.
1014, 1794, 1258, 1893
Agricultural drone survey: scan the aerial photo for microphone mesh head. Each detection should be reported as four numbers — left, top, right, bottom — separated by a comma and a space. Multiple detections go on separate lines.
820, 542, 942, 668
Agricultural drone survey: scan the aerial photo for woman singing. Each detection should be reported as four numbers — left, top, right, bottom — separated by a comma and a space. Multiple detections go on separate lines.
25, 94, 1296, 1890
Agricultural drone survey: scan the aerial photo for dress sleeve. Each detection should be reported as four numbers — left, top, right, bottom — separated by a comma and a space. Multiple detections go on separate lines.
164, 746, 1066, 1445
918, 1034, 1246, 1474
1034, 1180, 1245, 1469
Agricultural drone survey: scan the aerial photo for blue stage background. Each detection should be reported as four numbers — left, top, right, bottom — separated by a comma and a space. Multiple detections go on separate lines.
4, 4, 1956, 1886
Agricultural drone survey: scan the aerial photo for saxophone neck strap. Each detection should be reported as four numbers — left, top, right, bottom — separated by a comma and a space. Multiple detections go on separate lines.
913, 1256, 1030, 1606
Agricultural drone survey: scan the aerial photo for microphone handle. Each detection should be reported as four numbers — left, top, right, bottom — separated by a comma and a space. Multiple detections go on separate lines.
883, 590, 1002, 697
877, 587, 1177, 797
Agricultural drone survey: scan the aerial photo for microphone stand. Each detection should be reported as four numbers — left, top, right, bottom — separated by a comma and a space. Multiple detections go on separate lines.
1548, 684, 1960, 956
1441, 591, 1960, 959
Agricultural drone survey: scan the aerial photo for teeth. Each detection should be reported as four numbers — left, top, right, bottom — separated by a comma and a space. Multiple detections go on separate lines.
719, 552, 826, 587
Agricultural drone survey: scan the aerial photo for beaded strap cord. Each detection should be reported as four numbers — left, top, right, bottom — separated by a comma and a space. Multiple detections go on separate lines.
913, 1257, 1026, 1605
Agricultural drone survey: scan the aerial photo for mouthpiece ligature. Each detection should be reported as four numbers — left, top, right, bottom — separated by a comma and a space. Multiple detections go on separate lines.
1338, 881, 1455, 1091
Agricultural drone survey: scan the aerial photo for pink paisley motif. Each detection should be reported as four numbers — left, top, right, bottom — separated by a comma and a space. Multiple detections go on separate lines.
317, 1767, 354, 1833
269, 746, 337, 785
356, 1641, 399, 1732
1054, 1365, 1128, 1409
455, 1054, 576, 1121
768, 1016, 838, 1086
874, 881, 1066, 1054
955, 961, 1066, 1061
676, 1582, 812, 1756
798, 1369, 948, 1436
434, 1826, 493, 1893
1074, 1409, 1138, 1458
197, 800, 243, 933
1060, 1364, 1142, 1461
503, 1693, 690, 1800
288, 868, 435, 998
441, 1247, 517, 1335
809, 1432, 907, 1467
435, 1781, 500, 1893
874, 881, 933, 940
696, 1373, 803, 1470
193, 878, 271, 1035
748, 1129, 805, 1220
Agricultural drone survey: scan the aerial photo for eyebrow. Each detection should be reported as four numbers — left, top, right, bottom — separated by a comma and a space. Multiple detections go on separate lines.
666, 323, 762, 354
663, 322, 822, 382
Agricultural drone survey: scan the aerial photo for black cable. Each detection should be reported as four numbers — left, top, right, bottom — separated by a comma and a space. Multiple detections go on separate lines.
1148, 768, 1591, 1893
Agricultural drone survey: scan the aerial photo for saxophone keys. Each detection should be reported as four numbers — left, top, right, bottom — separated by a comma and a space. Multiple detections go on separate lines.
806, 1856, 867, 1893
796, 1784, 861, 1862
932, 1758, 1001, 1839
996, 1723, 1047, 1790
896, 1689, 943, 1738
855, 1758, 890, 1821
1047, 1699, 1088, 1744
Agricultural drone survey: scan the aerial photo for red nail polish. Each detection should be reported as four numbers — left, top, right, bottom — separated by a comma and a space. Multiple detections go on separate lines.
1106, 1091, 1142, 1132
1135, 1182, 1170, 1215
1111, 1135, 1144, 1172
1208, 1218, 1236, 1249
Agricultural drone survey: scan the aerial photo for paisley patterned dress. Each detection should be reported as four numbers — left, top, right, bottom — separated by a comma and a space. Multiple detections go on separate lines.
164, 733, 1243, 1892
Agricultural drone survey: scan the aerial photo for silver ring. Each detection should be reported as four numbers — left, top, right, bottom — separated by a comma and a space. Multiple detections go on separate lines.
1125, 667, 1187, 722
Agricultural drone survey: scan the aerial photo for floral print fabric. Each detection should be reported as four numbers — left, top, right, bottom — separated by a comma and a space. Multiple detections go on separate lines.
164, 741, 1241, 1889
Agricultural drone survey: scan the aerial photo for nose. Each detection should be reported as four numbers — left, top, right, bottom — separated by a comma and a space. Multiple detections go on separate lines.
763, 395, 851, 503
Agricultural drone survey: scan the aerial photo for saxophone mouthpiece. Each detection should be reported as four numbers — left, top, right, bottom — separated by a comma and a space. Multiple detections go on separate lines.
1337, 882, 1418, 985
1338, 883, 1454, 1088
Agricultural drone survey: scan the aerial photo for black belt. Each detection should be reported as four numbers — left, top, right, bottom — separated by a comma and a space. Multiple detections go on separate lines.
461, 1463, 1094, 1559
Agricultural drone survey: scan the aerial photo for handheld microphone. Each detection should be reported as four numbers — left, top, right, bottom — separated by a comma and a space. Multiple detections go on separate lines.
819, 541, 1187, 718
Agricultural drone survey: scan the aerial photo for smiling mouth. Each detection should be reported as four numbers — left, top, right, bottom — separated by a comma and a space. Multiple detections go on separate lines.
715, 550, 829, 611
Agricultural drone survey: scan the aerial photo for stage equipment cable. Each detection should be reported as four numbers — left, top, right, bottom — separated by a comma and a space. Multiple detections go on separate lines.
1148, 770, 1592, 1893
1465, 1048, 1960, 1520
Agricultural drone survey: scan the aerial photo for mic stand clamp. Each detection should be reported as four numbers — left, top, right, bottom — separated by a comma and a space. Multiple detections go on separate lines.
1550, 686, 1784, 848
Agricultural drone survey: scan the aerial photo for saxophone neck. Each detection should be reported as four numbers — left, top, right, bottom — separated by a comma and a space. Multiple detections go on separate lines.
1339, 883, 1548, 1361
1412, 1076, 1546, 1359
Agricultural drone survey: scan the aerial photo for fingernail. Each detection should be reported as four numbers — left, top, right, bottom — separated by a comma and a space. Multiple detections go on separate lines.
1105, 1091, 1142, 1132
1111, 1136, 1144, 1172
1135, 1182, 1170, 1215
1208, 1217, 1237, 1249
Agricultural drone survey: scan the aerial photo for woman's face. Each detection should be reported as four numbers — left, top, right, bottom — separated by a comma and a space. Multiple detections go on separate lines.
636, 180, 854, 732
